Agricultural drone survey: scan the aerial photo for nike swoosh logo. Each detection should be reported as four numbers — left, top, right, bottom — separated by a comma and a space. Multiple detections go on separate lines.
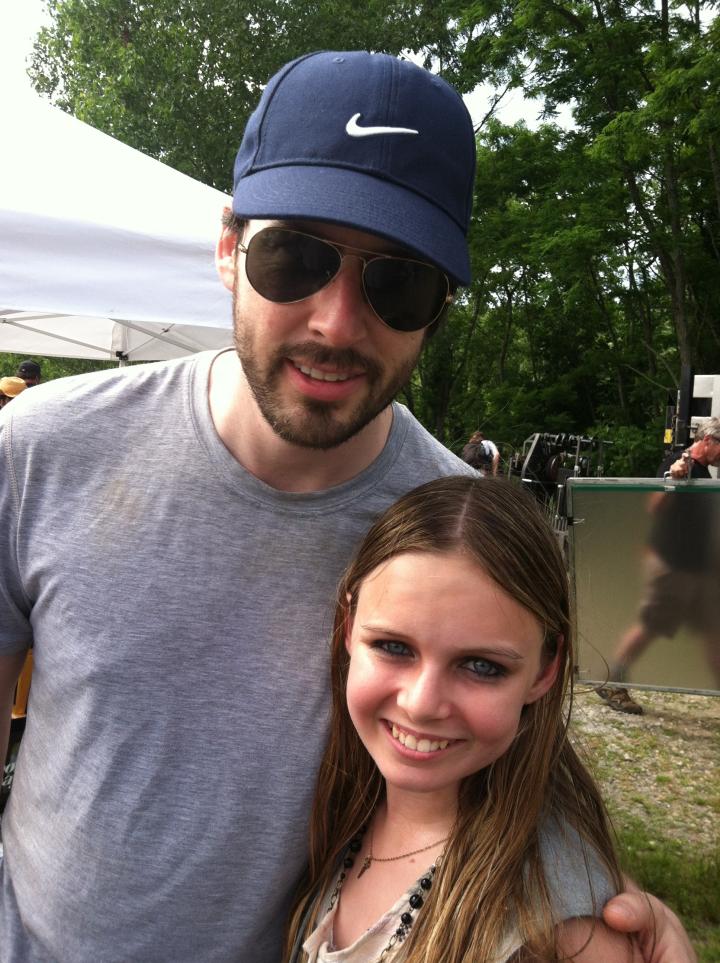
345, 113, 419, 138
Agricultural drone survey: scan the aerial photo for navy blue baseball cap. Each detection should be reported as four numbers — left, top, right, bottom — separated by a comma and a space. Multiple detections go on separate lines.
232, 51, 476, 286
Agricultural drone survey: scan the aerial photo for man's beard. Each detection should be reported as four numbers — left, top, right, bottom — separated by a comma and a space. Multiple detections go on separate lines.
233, 305, 419, 451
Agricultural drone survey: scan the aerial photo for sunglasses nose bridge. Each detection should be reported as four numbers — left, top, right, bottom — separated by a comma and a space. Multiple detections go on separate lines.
327, 249, 369, 290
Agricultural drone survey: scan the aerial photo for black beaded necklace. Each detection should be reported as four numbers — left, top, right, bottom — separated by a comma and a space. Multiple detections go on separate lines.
326, 827, 442, 962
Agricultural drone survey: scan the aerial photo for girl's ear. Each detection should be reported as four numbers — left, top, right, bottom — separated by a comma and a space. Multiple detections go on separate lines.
525, 635, 563, 705
344, 592, 355, 656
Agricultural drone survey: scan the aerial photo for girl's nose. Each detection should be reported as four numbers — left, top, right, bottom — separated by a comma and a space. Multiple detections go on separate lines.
396, 667, 452, 722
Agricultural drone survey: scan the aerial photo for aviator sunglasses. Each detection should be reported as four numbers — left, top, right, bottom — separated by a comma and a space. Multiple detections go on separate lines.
238, 227, 453, 333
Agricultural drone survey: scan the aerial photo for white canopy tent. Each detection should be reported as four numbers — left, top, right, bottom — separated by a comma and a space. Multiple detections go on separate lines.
0, 93, 234, 362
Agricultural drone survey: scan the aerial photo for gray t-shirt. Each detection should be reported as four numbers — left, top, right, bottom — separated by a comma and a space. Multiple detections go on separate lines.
0, 351, 475, 963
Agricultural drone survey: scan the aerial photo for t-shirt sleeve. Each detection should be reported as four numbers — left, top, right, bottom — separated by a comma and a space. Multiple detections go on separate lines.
539, 817, 617, 921
0, 414, 33, 652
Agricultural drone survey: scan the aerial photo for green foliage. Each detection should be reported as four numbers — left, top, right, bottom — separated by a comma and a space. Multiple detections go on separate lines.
588, 420, 666, 477
615, 819, 720, 962
0, 353, 117, 383
420, 3, 720, 462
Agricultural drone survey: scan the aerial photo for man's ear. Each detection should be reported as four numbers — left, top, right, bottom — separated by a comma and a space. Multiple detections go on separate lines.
216, 207, 238, 293
525, 636, 563, 705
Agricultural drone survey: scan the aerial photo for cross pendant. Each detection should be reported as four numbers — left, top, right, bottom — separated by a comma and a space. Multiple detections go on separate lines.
357, 856, 372, 879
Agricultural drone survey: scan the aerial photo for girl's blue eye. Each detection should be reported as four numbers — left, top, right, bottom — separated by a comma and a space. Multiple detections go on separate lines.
464, 658, 504, 679
377, 640, 410, 657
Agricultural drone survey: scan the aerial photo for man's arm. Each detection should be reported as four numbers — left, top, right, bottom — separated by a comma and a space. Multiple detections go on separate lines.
603, 891, 697, 963
491, 449, 500, 476
0, 651, 29, 764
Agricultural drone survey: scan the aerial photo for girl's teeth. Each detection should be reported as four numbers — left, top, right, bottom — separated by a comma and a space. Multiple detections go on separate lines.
390, 725, 449, 753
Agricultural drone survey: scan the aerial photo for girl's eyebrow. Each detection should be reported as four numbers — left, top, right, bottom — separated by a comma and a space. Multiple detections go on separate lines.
359, 622, 408, 638
456, 647, 525, 662
359, 622, 526, 661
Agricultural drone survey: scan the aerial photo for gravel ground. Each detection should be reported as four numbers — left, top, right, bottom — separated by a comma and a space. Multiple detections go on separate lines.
569, 687, 720, 851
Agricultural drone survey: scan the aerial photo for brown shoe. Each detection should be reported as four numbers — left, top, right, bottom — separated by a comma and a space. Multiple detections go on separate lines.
597, 686, 644, 715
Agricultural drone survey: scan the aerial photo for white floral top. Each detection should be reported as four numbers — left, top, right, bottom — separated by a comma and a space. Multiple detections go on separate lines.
301, 819, 615, 963
302, 876, 415, 963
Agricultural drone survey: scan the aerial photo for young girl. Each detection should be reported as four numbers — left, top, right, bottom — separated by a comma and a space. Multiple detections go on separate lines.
285, 476, 632, 963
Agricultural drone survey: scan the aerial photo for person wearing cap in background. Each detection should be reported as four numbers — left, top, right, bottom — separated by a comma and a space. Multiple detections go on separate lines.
0, 377, 27, 410
0, 51, 694, 963
15, 360, 41, 388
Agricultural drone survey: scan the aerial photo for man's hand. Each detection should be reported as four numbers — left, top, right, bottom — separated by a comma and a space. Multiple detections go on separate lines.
603, 891, 697, 963
668, 453, 691, 479
0, 651, 28, 765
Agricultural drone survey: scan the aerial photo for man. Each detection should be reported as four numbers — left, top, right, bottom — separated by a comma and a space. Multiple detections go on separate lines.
461, 429, 501, 475
0, 378, 26, 410
660, 416, 720, 481
15, 361, 41, 388
0, 51, 695, 963
599, 416, 720, 714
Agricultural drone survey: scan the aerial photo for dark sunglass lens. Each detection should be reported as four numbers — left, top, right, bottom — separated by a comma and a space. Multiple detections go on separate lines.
246, 229, 341, 303
364, 259, 448, 331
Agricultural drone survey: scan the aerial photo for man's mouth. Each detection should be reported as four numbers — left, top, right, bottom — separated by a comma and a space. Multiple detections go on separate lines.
390, 722, 451, 754
294, 363, 354, 383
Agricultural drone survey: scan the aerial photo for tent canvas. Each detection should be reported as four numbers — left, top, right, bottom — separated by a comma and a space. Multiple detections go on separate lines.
0, 94, 233, 361
0, 311, 233, 363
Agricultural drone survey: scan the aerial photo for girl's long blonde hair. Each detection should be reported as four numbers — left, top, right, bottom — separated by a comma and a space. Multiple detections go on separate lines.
285, 476, 622, 961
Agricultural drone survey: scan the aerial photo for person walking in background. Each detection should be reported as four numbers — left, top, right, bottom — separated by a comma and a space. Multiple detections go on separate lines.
598, 417, 720, 715
461, 429, 500, 476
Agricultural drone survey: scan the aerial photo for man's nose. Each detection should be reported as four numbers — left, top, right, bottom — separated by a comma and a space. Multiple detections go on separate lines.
306, 256, 372, 347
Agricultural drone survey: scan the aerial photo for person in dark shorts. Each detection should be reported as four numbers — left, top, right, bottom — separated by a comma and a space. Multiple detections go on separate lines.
599, 417, 720, 714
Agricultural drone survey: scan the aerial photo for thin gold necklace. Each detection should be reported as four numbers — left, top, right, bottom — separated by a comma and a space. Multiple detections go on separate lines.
325, 828, 445, 963
357, 826, 449, 878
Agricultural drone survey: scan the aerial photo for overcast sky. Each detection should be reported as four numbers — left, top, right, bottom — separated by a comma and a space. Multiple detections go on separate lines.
1, 0, 45, 97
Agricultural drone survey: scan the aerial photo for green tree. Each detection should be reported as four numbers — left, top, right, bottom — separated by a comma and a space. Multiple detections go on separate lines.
407, 1, 720, 469
0, 353, 117, 382
440, 0, 720, 376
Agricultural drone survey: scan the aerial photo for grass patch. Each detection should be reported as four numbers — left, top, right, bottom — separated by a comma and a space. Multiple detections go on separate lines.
615, 818, 719, 962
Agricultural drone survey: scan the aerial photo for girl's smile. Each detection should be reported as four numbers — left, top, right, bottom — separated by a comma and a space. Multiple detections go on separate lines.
345, 550, 559, 802
386, 720, 452, 754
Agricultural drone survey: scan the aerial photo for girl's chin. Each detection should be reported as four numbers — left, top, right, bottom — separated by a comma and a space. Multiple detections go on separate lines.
377, 768, 463, 801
